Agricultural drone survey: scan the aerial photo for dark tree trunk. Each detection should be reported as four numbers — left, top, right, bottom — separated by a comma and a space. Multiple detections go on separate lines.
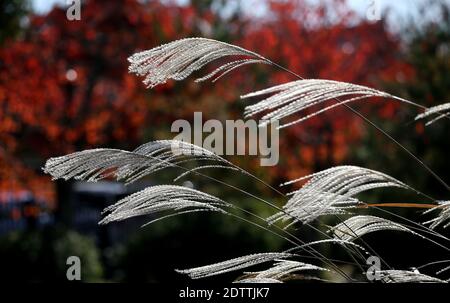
55, 179, 74, 227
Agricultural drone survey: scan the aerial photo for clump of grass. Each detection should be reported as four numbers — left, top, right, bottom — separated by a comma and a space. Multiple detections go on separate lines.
44, 37, 450, 283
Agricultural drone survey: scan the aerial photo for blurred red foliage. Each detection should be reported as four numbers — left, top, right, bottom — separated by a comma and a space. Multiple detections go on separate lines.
0, 0, 414, 205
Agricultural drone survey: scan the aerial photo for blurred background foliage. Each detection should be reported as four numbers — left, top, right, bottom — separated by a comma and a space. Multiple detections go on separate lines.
0, 0, 449, 282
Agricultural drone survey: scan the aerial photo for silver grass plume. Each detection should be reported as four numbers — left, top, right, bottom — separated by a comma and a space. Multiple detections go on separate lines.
241, 79, 419, 129
175, 252, 293, 279
242, 260, 328, 281
237, 276, 327, 283
132, 140, 234, 182
43, 140, 231, 185
415, 102, 450, 126
128, 37, 270, 88
99, 185, 232, 225
377, 270, 447, 283
44, 148, 154, 183
423, 201, 450, 229
330, 215, 417, 242
268, 190, 360, 227
235, 277, 283, 283
269, 166, 408, 225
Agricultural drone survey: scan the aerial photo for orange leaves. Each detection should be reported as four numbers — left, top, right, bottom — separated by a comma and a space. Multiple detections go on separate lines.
84, 110, 110, 145
0, 0, 415, 204
0, 150, 55, 208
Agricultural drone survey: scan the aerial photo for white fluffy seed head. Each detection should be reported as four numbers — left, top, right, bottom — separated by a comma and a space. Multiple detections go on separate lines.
99, 185, 232, 225
128, 37, 270, 88
331, 215, 417, 242
423, 200, 450, 229
243, 260, 328, 280
242, 79, 418, 129
175, 252, 293, 279
377, 270, 447, 283
270, 166, 408, 225
234, 277, 283, 283
415, 102, 450, 126
43, 140, 230, 185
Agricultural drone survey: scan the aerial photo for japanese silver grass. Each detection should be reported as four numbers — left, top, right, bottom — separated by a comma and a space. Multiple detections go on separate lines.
378, 270, 447, 283
268, 191, 360, 227
43, 140, 231, 185
281, 165, 407, 189
175, 252, 293, 279
269, 166, 408, 225
415, 102, 450, 126
234, 277, 282, 283
44, 148, 153, 183
243, 260, 328, 280
195, 58, 270, 83
99, 185, 231, 225
128, 38, 270, 88
331, 215, 417, 242
42, 36, 450, 283
242, 79, 419, 129
423, 201, 450, 229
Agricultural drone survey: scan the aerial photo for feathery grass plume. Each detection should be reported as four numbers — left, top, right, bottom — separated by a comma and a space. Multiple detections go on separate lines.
130, 140, 233, 182
423, 201, 450, 229
43, 140, 231, 185
43, 36, 450, 283
415, 102, 450, 126
242, 260, 328, 281
234, 277, 283, 283
330, 215, 417, 242
175, 253, 293, 279
128, 38, 270, 88
43, 148, 152, 182
269, 166, 408, 225
99, 185, 232, 225
241, 79, 419, 129
377, 270, 447, 283
268, 191, 360, 227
